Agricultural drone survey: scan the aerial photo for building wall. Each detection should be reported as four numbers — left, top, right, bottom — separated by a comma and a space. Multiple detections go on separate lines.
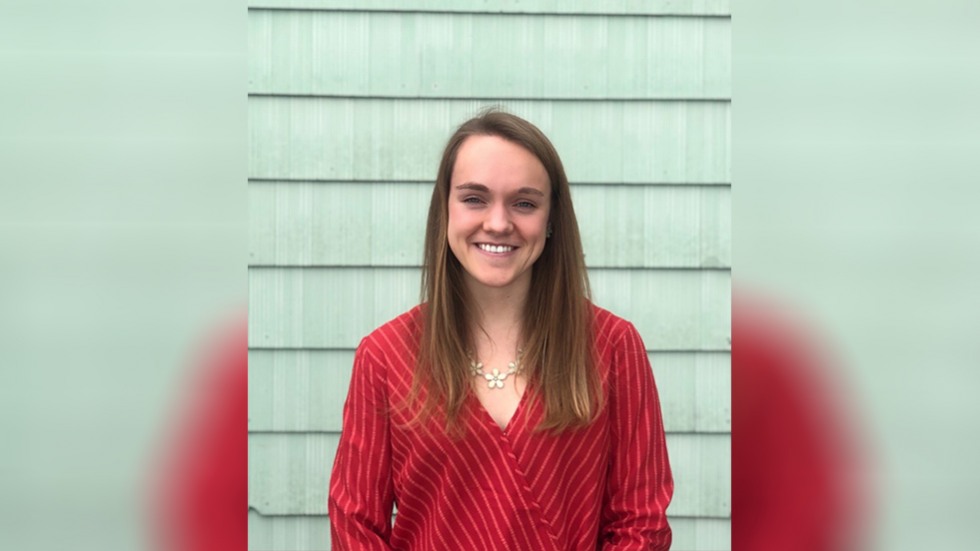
248, 2, 731, 549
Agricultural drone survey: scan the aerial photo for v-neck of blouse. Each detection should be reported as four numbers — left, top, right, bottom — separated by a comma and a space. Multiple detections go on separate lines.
471, 385, 531, 434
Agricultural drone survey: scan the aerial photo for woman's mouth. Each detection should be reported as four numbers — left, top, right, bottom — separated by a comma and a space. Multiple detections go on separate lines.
476, 243, 516, 254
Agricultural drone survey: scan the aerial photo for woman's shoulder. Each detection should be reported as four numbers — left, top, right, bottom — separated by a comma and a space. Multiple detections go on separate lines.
589, 302, 640, 345
588, 304, 652, 389
358, 304, 424, 357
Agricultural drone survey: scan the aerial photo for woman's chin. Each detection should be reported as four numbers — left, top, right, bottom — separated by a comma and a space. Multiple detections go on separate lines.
465, 272, 525, 292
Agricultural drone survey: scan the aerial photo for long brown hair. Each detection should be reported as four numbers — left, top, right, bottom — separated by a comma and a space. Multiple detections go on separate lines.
410, 109, 600, 434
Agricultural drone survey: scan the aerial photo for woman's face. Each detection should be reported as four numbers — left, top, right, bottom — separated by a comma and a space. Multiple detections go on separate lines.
447, 135, 551, 296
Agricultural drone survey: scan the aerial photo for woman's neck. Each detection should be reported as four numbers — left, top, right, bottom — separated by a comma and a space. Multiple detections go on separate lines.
465, 278, 528, 346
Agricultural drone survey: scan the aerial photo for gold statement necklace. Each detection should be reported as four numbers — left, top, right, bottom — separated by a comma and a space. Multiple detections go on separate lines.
469, 348, 524, 390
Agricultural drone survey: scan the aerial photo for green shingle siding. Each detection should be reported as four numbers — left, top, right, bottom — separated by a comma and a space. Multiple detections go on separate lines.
250, 433, 729, 517
249, 350, 730, 433
248, 0, 731, 17
249, 511, 731, 551
249, 98, 731, 183
250, 182, 730, 268
248, 268, 730, 350
250, 12, 730, 98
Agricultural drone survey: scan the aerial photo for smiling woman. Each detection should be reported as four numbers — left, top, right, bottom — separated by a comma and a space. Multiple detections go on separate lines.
328, 110, 674, 550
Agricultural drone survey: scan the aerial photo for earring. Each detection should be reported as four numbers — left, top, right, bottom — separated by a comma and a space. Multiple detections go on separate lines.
546, 223, 553, 238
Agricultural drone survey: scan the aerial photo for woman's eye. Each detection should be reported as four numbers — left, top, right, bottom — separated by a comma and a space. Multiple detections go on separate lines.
462, 196, 484, 205
515, 201, 536, 209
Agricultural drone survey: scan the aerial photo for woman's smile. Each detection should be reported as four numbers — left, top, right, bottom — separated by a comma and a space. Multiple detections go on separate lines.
475, 242, 518, 255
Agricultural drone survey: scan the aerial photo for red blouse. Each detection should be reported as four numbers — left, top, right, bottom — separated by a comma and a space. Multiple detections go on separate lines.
328, 305, 673, 550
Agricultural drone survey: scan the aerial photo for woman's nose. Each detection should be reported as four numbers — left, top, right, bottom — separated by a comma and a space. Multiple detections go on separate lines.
483, 203, 513, 234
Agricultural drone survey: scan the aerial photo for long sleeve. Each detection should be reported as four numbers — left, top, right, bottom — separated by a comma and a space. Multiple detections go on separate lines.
328, 340, 395, 550
599, 322, 674, 550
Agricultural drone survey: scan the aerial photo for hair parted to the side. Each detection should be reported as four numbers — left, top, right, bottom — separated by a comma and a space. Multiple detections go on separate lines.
406, 108, 601, 435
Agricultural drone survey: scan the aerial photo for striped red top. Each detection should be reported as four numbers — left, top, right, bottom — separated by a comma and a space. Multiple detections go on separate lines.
329, 305, 673, 550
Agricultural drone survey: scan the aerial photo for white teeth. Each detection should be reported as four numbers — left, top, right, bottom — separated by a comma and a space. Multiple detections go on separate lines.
478, 243, 514, 254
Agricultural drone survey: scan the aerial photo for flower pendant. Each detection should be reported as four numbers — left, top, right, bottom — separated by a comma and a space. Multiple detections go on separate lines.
484, 368, 508, 389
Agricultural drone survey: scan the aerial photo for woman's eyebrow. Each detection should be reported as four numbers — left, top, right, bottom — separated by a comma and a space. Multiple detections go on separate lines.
516, 187, 545, 197
455, 182, 489, 192
455, 183, 546, 197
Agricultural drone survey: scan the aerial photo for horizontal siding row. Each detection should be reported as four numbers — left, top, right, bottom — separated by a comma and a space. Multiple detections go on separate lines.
248, 267, 731, 350
249, 350, 731, 433
249, 432, 730, 517
248, 510, 731, 551
250, 11, 731, 99
250, 182, 731, 268
249, 97, 731, 183
247, 0, 732, 16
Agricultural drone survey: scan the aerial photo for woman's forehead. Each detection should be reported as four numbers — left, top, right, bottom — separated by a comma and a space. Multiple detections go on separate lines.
451, 135, 549, 193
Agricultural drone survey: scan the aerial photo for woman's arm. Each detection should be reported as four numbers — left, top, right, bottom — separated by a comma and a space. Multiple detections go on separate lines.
599, 322, 674, 550
328, 340, 396, 550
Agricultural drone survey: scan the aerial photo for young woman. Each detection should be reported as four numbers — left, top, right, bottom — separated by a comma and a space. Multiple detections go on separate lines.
329, 111, 673, 550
